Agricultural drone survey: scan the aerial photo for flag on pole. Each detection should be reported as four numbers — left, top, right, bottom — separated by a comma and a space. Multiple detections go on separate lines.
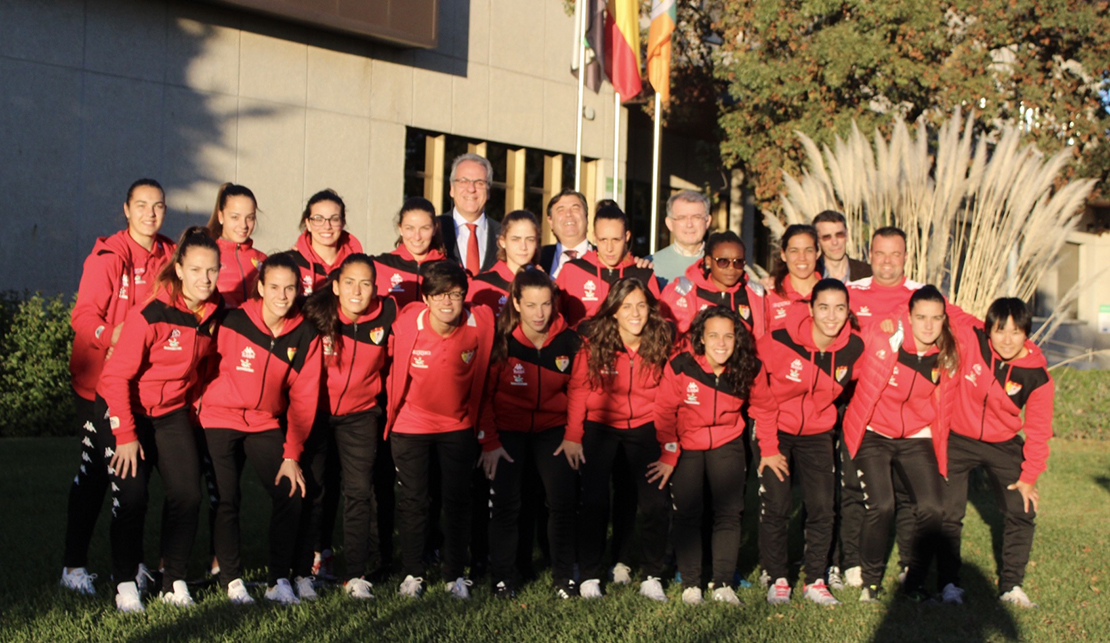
604, 0, 642, 100
571, 0, 606, 92
646, 0, 675, 103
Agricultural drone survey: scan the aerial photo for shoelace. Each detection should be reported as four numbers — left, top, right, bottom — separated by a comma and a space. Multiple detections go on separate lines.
773, 583, 791, 598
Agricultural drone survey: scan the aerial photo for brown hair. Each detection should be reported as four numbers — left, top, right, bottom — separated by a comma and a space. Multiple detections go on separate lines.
205, 183, 258, 239
773, 224, 819, 297
495, 210, 541, 266
583, 278, 673, 387
152, 227, 220, 303
910, 285, 959, 376
492, 267, 558, 363
393, 196, 446, 255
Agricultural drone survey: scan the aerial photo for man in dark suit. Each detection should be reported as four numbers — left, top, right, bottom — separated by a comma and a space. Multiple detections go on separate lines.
439, 153, 501, 275
540, 188, 593, 277
814, 210, 872, 283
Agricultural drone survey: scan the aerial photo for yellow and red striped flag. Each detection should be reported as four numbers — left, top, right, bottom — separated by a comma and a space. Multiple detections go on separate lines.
646, 0, 675, 103
604, 0, 642, 100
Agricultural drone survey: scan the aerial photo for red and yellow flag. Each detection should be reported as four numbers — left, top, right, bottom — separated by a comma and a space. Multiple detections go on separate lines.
646, 0, 675, 103
604, 0, 642, 99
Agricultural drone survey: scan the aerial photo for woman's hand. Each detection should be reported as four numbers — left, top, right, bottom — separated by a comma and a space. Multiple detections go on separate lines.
276, 459, 306, 498
645, 461, 674, 490
1007, 480, 1040, 513
758, 454, 789, 482
554, 440, 585, 470
110, 440, 144, 479
478, 447, 514, 481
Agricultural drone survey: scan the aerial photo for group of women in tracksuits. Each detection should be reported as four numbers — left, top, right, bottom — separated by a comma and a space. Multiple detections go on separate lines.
60, 183, 1052, 612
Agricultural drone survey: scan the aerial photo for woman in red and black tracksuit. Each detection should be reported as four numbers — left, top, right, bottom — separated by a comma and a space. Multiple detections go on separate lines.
385, 260, 495, 600
841, 285, 957, 602
660, 230, 769, 339
765, 224, 820, 329
647, 305, 760, 606
476, 268, 580, 598
61, 179, 176, 595
289, 189, 364, 296
750, 279, 864, 605
301, 253, 397, 600
468, 210, 542, 315
199, 253, 323, 606
939, 297, 1054, 608
206, 182, 266, 308
567, 277, 675, 601
374, 197, 448, 308
100, 228, 221, 612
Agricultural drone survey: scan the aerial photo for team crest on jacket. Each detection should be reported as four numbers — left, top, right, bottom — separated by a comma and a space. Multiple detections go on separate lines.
511, 362, 527, 386
461, 349, 476, 365
322, 335, 335, 357
164, 329, 183, 351
251, 258, 259, 268
1005, 380, 1022, 396
786, 359, 803, 383
931, 368, 939, 383
287, 347, 298, 361
836, 366, 848, 382
738, 304, 750, 320
583, 280, 598, 301
370, 328, 385, 344
555, 356, 570, 372
684, 382, 700, 405
389, 273, 404, 292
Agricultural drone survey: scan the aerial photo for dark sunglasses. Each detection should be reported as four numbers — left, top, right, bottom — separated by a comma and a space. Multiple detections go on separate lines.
709, 257, 744, 269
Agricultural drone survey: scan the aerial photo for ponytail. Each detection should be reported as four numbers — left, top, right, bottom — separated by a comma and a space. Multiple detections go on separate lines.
153, 227, 219, 303
492, 267, 558, 363
206, 182, 258, 239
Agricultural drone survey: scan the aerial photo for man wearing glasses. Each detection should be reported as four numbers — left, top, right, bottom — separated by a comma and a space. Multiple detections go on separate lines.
649, 190, 713, 286
813, 210, 871, 283
439, 154, 501, 275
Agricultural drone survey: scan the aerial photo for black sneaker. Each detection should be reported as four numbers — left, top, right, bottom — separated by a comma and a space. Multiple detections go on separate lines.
555, 579, 579, 599
493, 581, 515, 599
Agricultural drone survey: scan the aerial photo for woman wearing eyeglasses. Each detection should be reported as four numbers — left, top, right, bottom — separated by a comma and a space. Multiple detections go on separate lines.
385, 261, 496, 600
766, 225, 821, 330
660, 230, 768, 340
290, 189, 364, 296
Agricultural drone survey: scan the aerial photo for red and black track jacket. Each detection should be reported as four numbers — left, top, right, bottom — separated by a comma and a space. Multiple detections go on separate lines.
554, 251, 662, 327
659, 262, 769, 339
846, 276, 924, 332
70, 230, 176, 400
565, 341, 665, 444
373, 246, 447, 309
384, 302, 496, 438
216, 237, 267, 308
765, 277, 810, 330
289, 230, 364, 295
198, 298, 323, 460
948, 309, 1054, 484
98, 290, 221, 446
467, 261, 516, 316
654, 352, 749, 467
321, 297, 397, 417
478, 315, 581, 451
842, 318, 952, 476
750, 302, 864, 457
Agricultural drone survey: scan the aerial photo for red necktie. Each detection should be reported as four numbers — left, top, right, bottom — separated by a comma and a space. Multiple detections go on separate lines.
465, 222, 480, 275
563, 249, 579, 261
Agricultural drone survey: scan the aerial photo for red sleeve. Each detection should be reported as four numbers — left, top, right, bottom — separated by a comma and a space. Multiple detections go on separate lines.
71, 251, 122, 350
647, 272, 663, 300
653, 366, 683, 467
659, 283, 693, 335
1019, 378, 1054, 484
749, 342, 781, 457
283, 336, 323, 460
564, 346, 591, 444
478, 362, 503, 452
98, 308, 154, 445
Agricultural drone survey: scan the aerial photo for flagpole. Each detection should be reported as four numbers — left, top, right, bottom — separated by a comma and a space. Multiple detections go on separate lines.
574, 0, 588, 192
649, 91, 662, 254
612, 92, 621, 204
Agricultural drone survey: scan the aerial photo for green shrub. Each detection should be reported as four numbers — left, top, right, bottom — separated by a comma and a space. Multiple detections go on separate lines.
1051, 367, 1110, 440
0, 292, 75, 437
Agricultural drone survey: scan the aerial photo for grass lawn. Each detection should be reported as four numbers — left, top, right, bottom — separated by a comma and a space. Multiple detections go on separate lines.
0, 436, 1107, 642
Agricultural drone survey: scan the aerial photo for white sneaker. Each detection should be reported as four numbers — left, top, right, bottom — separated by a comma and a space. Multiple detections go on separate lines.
115, 581, 144, 613
767, 577, 791, 604
941, 583, 965, 605
227, 578, 254, 605
446, 577, 472, 600
859, 585, 882, 603
758, 569, 772, 589
159, 580, 196, 607
345, 577, 375, 600
640, 576, 667, 602
803, 579, 841, 606
294, 576, 318, 602
580, 578, 603, 599
264, 578, 300, 605
827, 566, 845, 591
681, 587, 703, 605
1001, 586, 1038, 609
712, 585, 743, 606
60, 567, 97, 595
844, 566, 863, 588
398, 575, 424, 598
897, 566, 909, 585
135, 563, 154, 595
612, 562, 633, 585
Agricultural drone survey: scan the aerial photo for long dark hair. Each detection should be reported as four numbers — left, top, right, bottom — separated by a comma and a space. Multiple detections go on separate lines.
584, 278, 673, 387
809, 278, 860, 332
153, 226, 220, 303
909, 285, 959, 376
302, 253, 377, 360
688, 306, 759, 398
494, 210, 541, 266
206, 182, 258, 239
773, 224, 819, 297
492, 268, 558, 363
393, 197, 446, 255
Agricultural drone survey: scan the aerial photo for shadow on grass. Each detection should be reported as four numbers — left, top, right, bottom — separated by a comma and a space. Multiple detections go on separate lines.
1093, 475, 1110, 495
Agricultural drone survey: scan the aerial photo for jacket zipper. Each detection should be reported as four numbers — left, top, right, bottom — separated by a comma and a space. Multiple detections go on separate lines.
256, 338, 275, 409
979, 354, 993, 440
533, 347, 543, 432
335, 323, 358, 414
626, 354, 635, 429
709, 375, 719, 450
236, 245, 248, 302
898, 354, 919, 438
